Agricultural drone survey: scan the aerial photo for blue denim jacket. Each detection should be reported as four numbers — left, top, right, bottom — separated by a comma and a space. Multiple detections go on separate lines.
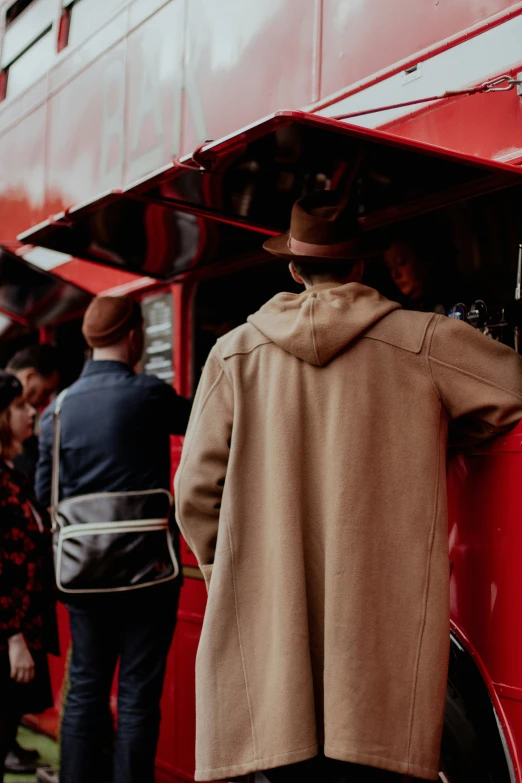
36, 360, 191, 508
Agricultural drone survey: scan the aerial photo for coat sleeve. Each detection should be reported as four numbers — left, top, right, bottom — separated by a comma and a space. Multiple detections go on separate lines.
429, 315, 522, 443
35, 403, 54, 509
174, 347, 233, 577
0, 472, 32, 639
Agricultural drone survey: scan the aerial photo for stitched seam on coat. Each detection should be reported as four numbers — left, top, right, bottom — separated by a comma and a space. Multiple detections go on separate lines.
363, 313, 435, 355
426, 318, 442, 404
429, 356, 522, 402
406, 402, 442, 771
221, 340, 272, 360
174, 368, 225, 553
214, 344, 234, 386
309, 297, 321, 365
224, 488, 258, 760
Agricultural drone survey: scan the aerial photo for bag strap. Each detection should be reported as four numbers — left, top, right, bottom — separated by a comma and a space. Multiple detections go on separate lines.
51, 388, 69, 528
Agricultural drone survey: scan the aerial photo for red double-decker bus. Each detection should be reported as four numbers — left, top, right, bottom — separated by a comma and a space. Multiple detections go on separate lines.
3, 2, 522, 782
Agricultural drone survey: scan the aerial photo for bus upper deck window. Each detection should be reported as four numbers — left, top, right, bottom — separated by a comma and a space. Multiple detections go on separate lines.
1, 0, 56, 101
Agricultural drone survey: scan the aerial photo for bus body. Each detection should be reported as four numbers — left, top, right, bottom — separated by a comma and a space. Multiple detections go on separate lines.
1, 2, 522, 781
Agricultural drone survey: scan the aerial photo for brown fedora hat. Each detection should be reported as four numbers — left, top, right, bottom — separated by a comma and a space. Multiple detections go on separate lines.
263, 191, 385, 262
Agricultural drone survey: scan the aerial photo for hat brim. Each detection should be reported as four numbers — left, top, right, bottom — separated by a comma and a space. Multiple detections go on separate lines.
263, 231, 386, 261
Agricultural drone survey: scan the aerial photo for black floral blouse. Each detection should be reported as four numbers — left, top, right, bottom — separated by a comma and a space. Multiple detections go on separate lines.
0, 459, 57, 654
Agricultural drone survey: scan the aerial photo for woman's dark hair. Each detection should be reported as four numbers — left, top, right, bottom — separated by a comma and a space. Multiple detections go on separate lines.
6, 345, 58, 377
0, 408, 13, 457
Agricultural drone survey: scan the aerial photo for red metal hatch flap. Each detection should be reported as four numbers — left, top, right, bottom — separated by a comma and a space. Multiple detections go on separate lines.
0, 246, 91, 327
17, 188, 268, 281
18, 111, 522, 279
168, 110, 522, 234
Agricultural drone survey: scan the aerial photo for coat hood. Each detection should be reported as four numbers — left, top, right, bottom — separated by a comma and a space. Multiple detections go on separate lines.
248, 283, 401, 366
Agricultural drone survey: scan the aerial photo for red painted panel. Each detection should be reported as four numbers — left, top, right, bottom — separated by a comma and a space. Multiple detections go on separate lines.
156, 578, 207, 783
321, 0, 519, 98
51, 259, 142, 294
27, 602, 71, 739
180, 0, 316, 155
46, 42, 127, 211
384, 86, 522, 162
180, 544, 198, 569
50, 602, 71, 711
172, 432, 199, 568
0, 105, 47, 243
124, 0, 184, 184
448, 424, 522, 692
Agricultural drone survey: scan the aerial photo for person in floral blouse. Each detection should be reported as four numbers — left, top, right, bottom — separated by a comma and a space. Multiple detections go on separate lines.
0, 371, 58, 781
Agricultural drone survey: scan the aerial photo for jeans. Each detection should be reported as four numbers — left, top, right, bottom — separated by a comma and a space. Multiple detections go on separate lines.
60, 584, 179, 783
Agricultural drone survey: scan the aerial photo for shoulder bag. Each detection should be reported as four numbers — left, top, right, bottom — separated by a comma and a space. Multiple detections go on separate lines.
51, 389, 179, 594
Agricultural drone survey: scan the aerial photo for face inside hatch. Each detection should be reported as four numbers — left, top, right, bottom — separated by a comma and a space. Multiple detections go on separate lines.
381, 223, 458, 316
384, 238, 429, 302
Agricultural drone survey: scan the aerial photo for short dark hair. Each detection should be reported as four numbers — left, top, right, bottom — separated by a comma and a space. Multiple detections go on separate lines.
6, 344, 59, 377
291, 259, 359, 280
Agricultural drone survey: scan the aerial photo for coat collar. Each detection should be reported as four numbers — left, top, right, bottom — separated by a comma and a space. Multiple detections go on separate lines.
307, 282, 344, 293
80, 360, 135, 378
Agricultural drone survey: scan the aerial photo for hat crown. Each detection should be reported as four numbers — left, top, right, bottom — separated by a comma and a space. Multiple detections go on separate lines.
262, 189, 386, 261
290, 192, 360, 246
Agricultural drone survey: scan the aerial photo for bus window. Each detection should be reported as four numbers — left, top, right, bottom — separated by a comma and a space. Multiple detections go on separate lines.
5, 29, 54, 98
62, 0, 127, 50
1, 0, 56, 100
6, 0, 37, 26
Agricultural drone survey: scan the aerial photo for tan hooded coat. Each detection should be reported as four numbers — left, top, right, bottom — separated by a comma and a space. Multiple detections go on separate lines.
175, 282, 522, 782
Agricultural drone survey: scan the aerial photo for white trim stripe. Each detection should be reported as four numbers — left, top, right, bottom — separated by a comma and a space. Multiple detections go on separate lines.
317, 14, 522, 129
22, 246, 73, 271
58, 519, 169, 535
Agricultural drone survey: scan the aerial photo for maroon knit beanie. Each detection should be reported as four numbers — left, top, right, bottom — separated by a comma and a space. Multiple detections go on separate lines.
82, 296, 143, 348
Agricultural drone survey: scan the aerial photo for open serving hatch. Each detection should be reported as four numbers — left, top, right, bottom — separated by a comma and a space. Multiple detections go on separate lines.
0, 246, 91, 327
16, 188, 267, 281
18, 111, 522, 281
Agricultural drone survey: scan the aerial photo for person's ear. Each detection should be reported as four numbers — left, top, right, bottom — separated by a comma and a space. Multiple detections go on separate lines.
129, 326, 144, 364
125, 330, 136, 361
289, 262, 305, 285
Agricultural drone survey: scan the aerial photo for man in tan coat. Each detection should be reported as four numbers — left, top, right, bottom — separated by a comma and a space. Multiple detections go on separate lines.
175, 192, 522, 783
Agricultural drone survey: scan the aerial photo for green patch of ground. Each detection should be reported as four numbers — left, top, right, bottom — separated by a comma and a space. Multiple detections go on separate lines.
4, 726, 58, 783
